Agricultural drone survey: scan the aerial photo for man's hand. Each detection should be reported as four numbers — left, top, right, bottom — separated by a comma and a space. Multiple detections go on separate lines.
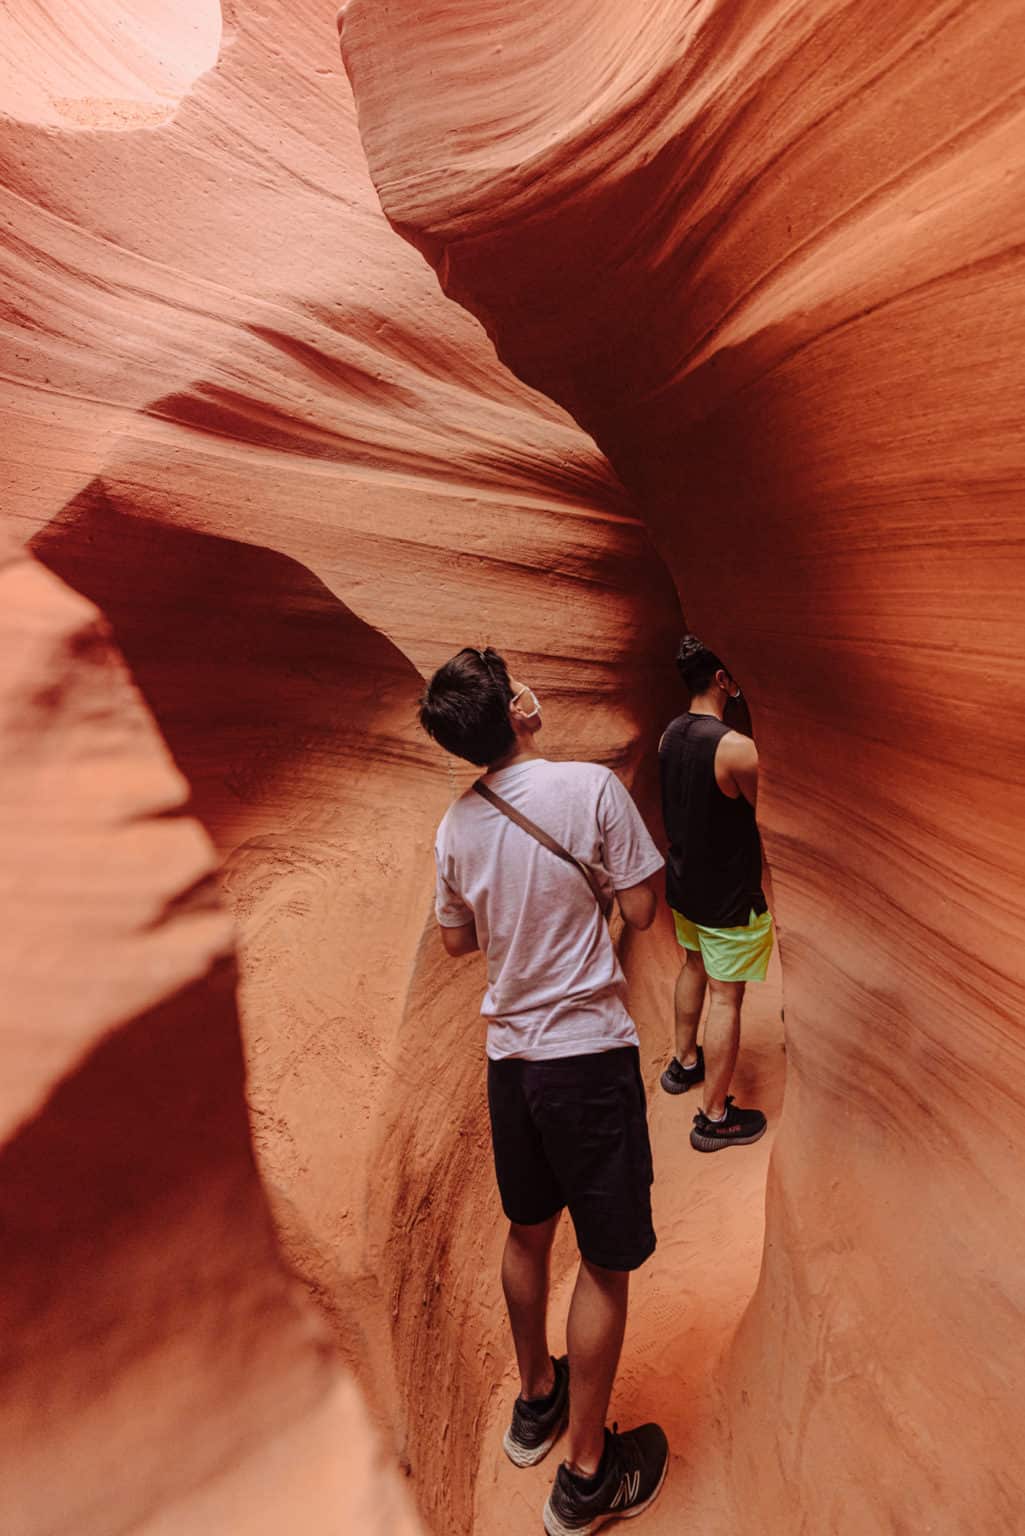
440, 920, 479, 958
715, 731, 760, 807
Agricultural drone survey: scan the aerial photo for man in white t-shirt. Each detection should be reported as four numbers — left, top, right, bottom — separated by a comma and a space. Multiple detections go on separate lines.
421, 645, 670, 1535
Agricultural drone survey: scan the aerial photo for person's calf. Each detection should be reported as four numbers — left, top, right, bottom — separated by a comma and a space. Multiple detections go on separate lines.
663, 954, 707, 1093
502, 1215, 560, 1399
700, 979, 745, 1116
565, 1259, 629, 1476
673, 952, 706, 1065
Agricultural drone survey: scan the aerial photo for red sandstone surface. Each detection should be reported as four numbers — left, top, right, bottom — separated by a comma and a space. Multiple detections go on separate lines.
2, 0, 1023, 1532
2, 2, 681, 1532
0, 536, 421, 1536
339, 1, 1025, 1529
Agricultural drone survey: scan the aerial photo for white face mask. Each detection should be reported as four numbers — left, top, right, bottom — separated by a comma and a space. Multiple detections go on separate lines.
511, 685, 542, 721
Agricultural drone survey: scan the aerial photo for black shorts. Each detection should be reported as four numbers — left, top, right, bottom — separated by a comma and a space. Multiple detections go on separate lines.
486, 1045, 656, 1272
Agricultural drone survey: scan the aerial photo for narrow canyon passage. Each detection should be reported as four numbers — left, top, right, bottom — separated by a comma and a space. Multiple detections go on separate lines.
1, 5, 694, 1524
367, 745, 784, 1535
342, 1, 1025, 1528
4, 0, 1023, 1531
472, 940, 785, 1534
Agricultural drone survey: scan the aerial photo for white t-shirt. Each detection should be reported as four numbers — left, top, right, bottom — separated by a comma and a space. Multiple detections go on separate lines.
434, 758, 664, 1061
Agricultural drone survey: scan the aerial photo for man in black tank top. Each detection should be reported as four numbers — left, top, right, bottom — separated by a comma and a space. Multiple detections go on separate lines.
657, 636, 773, 1152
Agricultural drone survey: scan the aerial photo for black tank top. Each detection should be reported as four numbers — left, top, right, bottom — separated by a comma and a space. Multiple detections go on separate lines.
658, 712, 766, 927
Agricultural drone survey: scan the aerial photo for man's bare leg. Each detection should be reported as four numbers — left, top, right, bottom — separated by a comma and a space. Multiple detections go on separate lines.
701, 978, 745, 1118
563, 1259, 629, 1476
674, 949, 707, 1067
502, 1214, 561, 1400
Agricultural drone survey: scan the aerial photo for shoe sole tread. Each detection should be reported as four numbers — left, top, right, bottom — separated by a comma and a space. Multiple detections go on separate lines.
503, 1405, 569, 1467
689, 1123, 767, 1152
659, 1073, 704, 1095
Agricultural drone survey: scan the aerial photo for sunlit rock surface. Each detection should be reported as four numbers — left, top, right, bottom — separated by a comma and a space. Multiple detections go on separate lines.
0, 540, 422, 1536
0, 0, 222, 128
343, 1, 1025, 1529
0, 2, 682, 1531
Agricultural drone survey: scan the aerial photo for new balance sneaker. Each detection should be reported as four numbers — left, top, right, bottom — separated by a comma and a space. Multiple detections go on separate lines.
690, 1095, 767, 1152
543, 1422, 669, 1535
503, 1355, 570, 1468
659, 1046, 705, 1095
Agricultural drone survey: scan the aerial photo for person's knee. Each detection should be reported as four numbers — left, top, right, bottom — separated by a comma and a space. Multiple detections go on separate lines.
579, 1256, 630, 1296
508, 1213, 560, 1254
707, 977, 745, 1005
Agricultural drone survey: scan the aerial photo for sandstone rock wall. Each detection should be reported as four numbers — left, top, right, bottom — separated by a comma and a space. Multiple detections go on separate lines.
1, 3, 683, 1530
0, 539, 422, 1536
342, 2, 1025, 1528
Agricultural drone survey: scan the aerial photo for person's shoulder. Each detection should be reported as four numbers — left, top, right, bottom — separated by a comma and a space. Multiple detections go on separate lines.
437, 786, 482, 838
659, 712, 693, 745
533, 758, 621, 806
716, 729, 758, 763
435, 800, 455, 844
525, 756, 598, 776
542, 759, 615, 789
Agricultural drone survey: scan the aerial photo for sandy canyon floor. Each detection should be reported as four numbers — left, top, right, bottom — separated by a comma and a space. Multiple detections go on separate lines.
472, 938, 785, 1533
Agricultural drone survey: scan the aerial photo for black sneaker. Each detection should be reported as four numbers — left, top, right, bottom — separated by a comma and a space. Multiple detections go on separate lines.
659, 1046, 705, 1095
503, 1354, 569, 1468
690, 1095, 767, 1152
543, 1422, 669, 1534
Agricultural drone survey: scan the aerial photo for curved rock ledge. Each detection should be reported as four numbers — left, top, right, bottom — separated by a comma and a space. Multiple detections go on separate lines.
1, 3, 683, 1531
0, 541, 422, 1536
342, 2, 1025, 1529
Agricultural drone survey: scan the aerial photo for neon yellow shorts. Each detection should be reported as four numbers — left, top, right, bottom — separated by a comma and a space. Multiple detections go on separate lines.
671, 906, 774, 983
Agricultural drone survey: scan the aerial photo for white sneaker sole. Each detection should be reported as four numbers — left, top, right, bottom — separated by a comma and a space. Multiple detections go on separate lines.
542, 1456, 669, 1535
502, 1408, 568, 1468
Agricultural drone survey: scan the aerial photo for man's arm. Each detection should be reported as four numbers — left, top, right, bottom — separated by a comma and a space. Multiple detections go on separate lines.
433, 816, 478, 956
716, 731, 759, 807
616, 873, 659, 930
597, 769, 665, 927
440, 920, 479, 958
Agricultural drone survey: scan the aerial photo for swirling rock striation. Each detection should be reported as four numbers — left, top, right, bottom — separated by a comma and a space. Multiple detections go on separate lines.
0, 539, 422, 1536
0, 0, 222, 128
342, 1, 1025, 1530
1, 2, 682, 1531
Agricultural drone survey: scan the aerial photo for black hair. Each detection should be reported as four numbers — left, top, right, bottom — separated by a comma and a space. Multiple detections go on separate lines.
675, 634, 731, 695
419, 646, 516, 766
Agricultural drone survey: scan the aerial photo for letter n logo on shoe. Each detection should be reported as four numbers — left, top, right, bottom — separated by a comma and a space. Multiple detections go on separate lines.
610, 1471, 640, 1509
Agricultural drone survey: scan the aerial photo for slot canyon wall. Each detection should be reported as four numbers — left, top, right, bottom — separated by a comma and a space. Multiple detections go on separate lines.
339, 1, 1025, 1530
0, 536, 422, 1536
0, 2, 682, 1532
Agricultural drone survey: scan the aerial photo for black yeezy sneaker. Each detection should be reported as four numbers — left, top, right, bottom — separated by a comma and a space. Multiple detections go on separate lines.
690, 1094, 767, 1152
543, 1422, 669, 1534
659, 1045, 705, 1095
503, 1355, 570, 1468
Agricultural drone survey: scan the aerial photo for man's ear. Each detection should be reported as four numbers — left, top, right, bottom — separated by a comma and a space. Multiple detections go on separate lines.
509, 696, 538, 735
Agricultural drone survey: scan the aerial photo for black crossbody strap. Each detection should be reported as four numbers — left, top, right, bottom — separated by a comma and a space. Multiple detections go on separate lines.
473, 780, 611, 917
